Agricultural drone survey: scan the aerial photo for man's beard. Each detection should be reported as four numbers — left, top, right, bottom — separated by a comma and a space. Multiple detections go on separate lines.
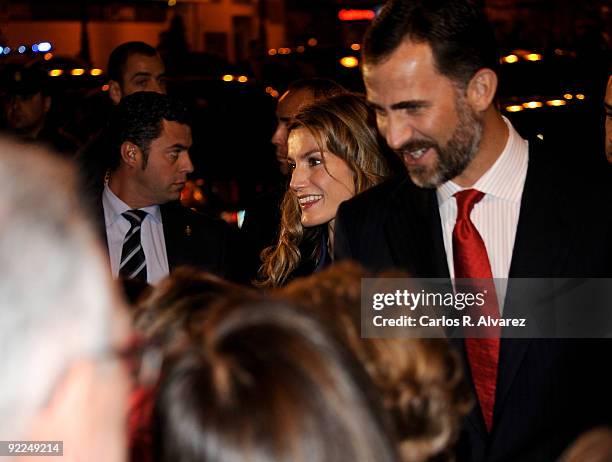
397, 96, 483, 188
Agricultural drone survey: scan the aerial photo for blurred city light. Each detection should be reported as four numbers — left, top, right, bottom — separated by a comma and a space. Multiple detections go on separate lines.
563, 93, 573, 100
44, 52, 53, 60
307, 38, 318, 47
339, 56, 359, 68
268, 48, 277, 55
350, 43, 361, 51
17, 46, 26, 54
523, 101, 543, 109
222, 74, 234, 82
90, 68, 103, 76
338, 9, 376, 21
237, 75, 248, 83
546, 99, 566, 107
37, 42, 52, 52
525, 53, 542, 61
49, 69, 63, 77
70, 68, 85, 76
576, 94, 585, 100
502, 54, 519, 64
505, 105, 523, 112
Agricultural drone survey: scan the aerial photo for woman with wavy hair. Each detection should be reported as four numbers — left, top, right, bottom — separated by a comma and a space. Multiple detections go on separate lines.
258, 93, 390, 287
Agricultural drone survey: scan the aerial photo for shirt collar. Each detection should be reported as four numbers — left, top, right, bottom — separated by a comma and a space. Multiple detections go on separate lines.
102, 184, 162, 227
436, 116, 528, 206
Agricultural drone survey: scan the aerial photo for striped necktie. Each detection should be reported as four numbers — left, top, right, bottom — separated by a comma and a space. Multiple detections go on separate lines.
119, 209, 148, 282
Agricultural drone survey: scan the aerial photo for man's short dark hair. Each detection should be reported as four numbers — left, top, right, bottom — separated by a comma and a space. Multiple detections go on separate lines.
111, 91, 190, 170
107, 41, 158, 85
286, 78, 347, 100
363, 0, 500, 87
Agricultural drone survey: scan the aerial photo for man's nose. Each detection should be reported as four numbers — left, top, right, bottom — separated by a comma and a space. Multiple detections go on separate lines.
385, 116, 414, 151
180, 152, 194, 174
271, 123, 287, 147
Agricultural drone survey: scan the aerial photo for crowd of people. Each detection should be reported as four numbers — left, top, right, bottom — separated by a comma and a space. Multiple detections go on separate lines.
2, 0, 612, 461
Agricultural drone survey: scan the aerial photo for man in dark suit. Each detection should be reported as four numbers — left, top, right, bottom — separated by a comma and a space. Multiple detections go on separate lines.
99, 91, 235, 284
335, 1, 612, 461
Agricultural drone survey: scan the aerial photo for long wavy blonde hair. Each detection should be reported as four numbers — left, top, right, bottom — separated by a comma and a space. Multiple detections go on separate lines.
258, 93, 390, 287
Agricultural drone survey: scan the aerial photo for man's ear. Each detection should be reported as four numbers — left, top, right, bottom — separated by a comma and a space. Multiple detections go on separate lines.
120, 142, 139, 167
466, 68, 498, 112
108, 80, 122, 105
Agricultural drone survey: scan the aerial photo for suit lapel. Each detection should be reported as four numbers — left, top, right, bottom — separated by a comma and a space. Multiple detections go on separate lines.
494, 142, 577, 424
161, 202, 184, 271
384, 180, 449, 278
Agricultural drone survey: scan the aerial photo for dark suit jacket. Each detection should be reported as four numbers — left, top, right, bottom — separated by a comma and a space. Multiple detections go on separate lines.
97, 199, 238, 281
335, 140, 612, 461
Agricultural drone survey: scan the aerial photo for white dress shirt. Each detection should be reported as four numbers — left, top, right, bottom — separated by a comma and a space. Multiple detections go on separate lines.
102, 185, 170, 284
437, 117, 529, 310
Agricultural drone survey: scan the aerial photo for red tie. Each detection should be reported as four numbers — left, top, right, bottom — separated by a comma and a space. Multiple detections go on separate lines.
453, 189, 500, 432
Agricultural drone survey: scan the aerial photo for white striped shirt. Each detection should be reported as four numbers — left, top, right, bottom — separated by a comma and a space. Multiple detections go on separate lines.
437, 117, 529, 285
103, 185, 170, 285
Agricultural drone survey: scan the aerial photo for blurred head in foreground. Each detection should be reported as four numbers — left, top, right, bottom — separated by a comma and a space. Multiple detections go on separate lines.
151, 299, 400, 462
279, 262, 472, 462
0, 139, 130, 461
559, 427, 612, 462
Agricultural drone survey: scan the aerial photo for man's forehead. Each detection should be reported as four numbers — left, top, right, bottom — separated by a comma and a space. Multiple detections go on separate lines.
364, 41, 447, 105
158, 119, 191, 142
124, 53, 164, 77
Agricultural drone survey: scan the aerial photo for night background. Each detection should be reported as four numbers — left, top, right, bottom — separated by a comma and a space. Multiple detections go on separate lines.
1, 0, 611, 220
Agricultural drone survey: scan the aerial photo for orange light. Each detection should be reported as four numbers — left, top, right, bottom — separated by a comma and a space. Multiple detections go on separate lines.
307, 38, 318, 47
168, 0, 176, 6
278, 47, 291, 54
576, 94, 585, 100
237, 75, 248, 83
522, 101, 543, 109
350, 43, 361, 51
101, 84, 109, 91
338, 9, 376, 21
71, 68, 85, 76
49, 69, 63, 77
339, 56, 359, 68
43, 52, 53, 61
525, 53, 542, 61
90, 68, 103, 76
563, 93, 573, 100
502, 54, 519, 64
296, 45, 305, 53
268, 48, 277, 55
505, 105, 523, 112
222, 74, 234, 82
546, 99, 566, 107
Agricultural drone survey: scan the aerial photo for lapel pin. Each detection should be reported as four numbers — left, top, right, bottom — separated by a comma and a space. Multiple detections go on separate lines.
185, 225, 192, 237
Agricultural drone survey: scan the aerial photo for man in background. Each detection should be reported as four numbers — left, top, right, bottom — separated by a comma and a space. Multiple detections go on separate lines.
107, 41, 166, 105
0, 138, 129, 461
101, 91, 236, 284
77, 41, 167, 210
1, 61, 78, 156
